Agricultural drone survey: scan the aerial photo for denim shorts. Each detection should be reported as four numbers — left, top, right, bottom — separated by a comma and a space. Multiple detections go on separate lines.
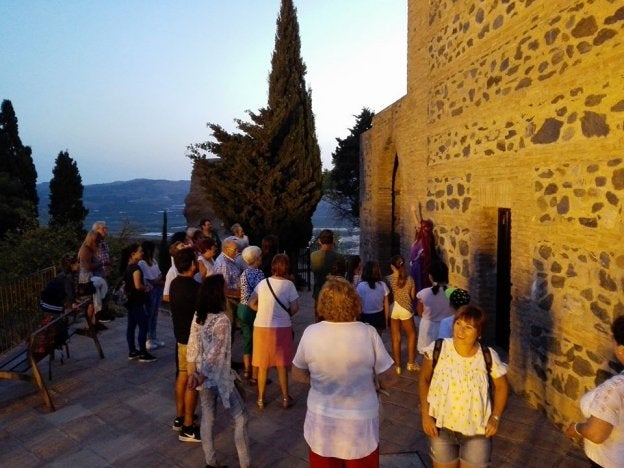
429, 427, 491, 466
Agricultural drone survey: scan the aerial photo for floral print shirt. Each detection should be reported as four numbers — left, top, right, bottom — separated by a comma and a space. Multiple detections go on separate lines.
424, 338, 507, 435
240, 267, 264, 305
187, 312, 235, 408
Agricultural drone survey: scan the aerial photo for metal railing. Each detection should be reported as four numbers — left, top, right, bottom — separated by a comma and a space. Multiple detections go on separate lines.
293, 247, 311, 291
0, 267, 57, 355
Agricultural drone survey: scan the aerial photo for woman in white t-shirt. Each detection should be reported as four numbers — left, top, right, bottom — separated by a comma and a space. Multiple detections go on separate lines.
416, 262, 453, 353
356, 261, 390, 336
249, 254, 299, 410
293, 276, 397, 466
419, 305, 509, 467
565, 315, 624, 468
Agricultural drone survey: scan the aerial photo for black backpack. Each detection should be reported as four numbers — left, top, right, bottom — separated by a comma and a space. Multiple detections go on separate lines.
432, 338, 493, 399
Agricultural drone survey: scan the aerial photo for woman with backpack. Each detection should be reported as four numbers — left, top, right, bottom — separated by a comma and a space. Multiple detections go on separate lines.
419, 305, 509, 467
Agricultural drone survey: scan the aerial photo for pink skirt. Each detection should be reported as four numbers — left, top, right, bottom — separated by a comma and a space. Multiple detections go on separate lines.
252, 326, 294, 368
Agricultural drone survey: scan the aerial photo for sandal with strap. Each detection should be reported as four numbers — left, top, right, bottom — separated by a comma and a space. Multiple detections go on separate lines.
256, 399, 264, 410
282, 395, 295, 409
406, 362, 421, 372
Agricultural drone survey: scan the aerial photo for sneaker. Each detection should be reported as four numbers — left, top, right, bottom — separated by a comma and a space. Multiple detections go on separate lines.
98, 313, 113, 323
128, 350, 140, 360
179, 425, 201, 443
139, 352, 157, 363
172, 414, 198, 431
146, 339, 160, 350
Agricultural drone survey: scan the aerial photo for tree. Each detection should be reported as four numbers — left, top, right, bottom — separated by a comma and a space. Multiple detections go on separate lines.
0, 99, 39, 237
326, 108, 374, 224
48, 150, 88, 231
188, 0, 321, 258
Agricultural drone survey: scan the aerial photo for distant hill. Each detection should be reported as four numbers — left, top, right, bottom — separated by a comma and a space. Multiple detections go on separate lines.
37, 179, 190, 235
36, 179, 356, 242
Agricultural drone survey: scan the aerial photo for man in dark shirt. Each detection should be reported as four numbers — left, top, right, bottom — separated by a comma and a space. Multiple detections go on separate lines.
169, 247, 201, 442
311, 229, 344, 320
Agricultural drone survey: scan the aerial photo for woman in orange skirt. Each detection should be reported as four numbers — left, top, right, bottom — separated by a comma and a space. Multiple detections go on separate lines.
249, 253, 299, 409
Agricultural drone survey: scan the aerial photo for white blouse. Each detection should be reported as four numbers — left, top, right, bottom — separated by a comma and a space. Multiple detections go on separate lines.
293, 321, 394, 459
580, 373, 624, 468
424, 338, 507, 435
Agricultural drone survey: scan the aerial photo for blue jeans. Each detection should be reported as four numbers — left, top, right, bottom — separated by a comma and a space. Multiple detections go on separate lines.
146, 286, 162, 340
429, 427, 491, 466
126, 304, 149, 353
199, 386, 250, 467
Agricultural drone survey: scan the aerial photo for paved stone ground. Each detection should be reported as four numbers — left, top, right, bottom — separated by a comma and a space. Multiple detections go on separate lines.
1, 290, 588, 467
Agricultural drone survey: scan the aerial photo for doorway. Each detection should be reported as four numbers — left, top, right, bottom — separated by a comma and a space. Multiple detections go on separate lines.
495, 208, 512, 350
390, 155, 401, 257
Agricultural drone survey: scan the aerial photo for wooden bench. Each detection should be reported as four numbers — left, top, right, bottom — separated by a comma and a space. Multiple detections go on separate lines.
0, 301, 104, 411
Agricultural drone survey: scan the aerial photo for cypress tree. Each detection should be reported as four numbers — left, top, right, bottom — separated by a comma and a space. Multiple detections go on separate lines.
189, 0, 321, 258
158, 209, 170, 272
327, 108, 374, 224
48, 150, 88, 230
0, 99, 39, 237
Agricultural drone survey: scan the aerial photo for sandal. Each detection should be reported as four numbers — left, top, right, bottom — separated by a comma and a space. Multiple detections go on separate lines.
406, 362, 421, 372
242, 369, 251, 380
256, 399, 264, 410
282, 395, 295, 409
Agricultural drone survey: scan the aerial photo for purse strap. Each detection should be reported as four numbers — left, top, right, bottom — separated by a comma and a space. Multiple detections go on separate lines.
265, 278, 291, 315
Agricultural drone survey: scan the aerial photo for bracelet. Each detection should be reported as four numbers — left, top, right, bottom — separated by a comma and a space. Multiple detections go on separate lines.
574, 423, 583, 438
492, 415, 500, 421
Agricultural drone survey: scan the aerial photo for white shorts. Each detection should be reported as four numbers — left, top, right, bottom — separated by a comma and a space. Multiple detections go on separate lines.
391, 302, 413, 321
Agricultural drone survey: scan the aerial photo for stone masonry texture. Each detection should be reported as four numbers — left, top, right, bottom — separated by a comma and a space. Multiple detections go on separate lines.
360, 0, 624, 427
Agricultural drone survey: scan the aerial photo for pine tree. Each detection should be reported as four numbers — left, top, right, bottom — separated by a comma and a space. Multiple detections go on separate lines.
48, 150, 88, 231
188, 0, 321, 257
0, 99, 39, 237
327, 108, 374, 224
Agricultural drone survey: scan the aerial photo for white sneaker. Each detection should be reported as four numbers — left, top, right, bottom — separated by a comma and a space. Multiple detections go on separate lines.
146, 339, 159, 350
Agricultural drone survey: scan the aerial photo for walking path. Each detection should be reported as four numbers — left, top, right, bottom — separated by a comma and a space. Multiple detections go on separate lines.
1, 290, 587, 467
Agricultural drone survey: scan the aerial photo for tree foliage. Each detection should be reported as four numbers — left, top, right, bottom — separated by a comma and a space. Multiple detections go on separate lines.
326, 108, 374, 224
188, 0, 321, 257
48, 150, 88, 231
0, 99, 39, 237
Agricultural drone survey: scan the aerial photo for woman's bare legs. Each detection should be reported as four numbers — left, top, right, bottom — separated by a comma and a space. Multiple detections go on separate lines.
257, 366, 268, 403
402, 317, 417, 366
276, 366, 289, 399
390, 318, 402, 368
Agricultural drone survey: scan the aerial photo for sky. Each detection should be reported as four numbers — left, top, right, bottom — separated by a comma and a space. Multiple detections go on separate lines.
0, 0, 407, 185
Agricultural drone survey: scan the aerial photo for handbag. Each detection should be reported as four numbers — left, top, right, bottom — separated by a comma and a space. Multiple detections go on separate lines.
265, 278, 291, 315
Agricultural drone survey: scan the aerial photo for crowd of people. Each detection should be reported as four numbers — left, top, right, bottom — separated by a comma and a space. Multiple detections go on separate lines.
41, 221, 623, 468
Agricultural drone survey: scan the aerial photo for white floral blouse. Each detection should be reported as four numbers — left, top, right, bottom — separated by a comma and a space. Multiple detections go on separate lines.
424, 338, 508, 435
186, 312, 236, 408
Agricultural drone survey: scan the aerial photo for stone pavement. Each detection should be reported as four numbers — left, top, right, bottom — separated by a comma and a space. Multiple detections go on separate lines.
0, 290, 588, 467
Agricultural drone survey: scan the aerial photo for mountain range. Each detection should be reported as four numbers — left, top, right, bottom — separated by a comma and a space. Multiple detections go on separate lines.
36, 179, 355, 240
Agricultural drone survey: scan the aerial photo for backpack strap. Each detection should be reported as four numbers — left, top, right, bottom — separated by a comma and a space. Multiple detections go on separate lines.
431, 338, 444, 371
480, 342, 493, 401
480, 342, 492, 375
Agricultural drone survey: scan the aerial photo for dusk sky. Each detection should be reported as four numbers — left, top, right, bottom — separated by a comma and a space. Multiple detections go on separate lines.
0, 1, 406, 185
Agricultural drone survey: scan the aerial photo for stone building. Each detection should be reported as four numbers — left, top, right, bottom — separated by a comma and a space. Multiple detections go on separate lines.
360, 0, 624, 426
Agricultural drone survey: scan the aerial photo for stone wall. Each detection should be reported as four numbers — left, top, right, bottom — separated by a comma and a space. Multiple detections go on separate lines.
361, 0, 624, 426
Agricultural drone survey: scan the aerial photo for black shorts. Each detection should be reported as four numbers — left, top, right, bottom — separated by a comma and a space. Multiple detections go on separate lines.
360, 310, 386, 330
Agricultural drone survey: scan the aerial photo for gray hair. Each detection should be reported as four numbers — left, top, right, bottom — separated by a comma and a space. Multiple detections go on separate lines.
92, 221, 107, 230
242, 245, 261, 266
